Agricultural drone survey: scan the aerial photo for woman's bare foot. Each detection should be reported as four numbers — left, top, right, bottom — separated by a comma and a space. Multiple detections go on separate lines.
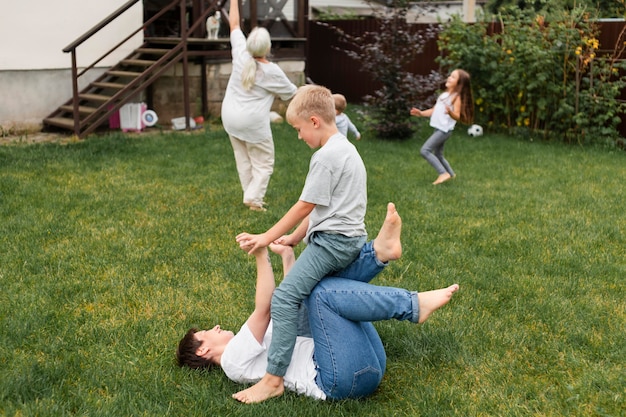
433, 173, 452, 185
269, 242, 293, 258
232, 374, 284, 404
373, 202, 402, 263
417, 284, 459, 324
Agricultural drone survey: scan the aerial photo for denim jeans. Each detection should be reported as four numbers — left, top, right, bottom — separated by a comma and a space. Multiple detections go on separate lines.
304, 242, 419, 399
295, 240, 385, 338
267, 232, 366, 376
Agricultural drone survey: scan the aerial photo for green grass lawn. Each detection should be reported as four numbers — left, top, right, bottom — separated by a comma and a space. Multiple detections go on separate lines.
1, 121, 624, 417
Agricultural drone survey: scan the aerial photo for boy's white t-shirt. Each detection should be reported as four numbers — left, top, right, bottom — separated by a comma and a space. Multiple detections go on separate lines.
335, 113, 360, 139
221, 320, 327, 400
221, 28, 297, 143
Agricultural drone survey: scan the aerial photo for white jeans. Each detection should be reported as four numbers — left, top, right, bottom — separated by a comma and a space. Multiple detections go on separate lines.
228, 135, 274, 207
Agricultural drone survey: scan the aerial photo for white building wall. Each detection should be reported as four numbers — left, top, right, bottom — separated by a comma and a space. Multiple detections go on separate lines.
0, 0, 143, 130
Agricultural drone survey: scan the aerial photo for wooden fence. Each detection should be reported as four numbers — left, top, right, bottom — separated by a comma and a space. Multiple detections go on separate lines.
306, 19, 626, 137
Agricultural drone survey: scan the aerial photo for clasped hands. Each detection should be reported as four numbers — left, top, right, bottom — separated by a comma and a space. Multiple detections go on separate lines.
236, 232, 299, 255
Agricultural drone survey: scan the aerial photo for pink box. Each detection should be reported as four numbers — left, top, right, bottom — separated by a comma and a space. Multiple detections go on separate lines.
108, 105, 120, 129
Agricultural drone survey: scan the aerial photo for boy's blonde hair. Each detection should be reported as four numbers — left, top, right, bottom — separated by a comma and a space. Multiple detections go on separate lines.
286, 85, 336, 125
332, 93, 347, 113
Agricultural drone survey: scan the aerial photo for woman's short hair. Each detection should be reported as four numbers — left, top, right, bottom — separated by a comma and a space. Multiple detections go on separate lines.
176, 328, 213, 370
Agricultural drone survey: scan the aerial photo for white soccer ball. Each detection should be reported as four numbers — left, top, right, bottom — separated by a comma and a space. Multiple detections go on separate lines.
467, 124, 483, 137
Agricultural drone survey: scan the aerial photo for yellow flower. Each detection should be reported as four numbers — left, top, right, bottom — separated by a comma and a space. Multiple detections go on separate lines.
520, 105, 526, 112
587, 38, 599, 49
524, 118, 530, 126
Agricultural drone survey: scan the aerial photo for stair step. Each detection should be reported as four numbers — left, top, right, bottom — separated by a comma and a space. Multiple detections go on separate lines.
79, 93, 111, 102
135, 48, 170, 55
60, 105, 97, 115
44, 117, 76, 130
121, 59, 156, 67
107, 70, 143, 78
92, 81, 126, 89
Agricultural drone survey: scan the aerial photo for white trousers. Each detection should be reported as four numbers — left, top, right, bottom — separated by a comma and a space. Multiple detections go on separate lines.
228, 135, 274, 207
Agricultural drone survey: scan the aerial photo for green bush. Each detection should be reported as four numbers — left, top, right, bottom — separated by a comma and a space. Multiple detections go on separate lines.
320, 1, 443, 140
438, 7, 626, 146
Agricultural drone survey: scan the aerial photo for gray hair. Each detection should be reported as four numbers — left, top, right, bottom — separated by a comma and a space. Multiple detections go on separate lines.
242, 27, 271, 90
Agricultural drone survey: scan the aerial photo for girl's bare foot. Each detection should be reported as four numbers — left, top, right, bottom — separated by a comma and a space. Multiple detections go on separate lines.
433, 173, 452, 185
417, 284, 459, 324
373, 202, 402, 263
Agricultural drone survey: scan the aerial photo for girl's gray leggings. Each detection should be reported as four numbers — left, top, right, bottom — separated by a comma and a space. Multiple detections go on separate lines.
420, 129, 455, 176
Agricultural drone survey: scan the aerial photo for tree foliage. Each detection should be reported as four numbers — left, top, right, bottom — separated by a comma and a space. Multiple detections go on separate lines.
485, 0, 626, 19
319, 0, 443, 140
438, 6, 626, 145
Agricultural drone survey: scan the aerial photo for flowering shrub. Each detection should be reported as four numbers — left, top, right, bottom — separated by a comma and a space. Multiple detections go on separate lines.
438, 7, 626, 146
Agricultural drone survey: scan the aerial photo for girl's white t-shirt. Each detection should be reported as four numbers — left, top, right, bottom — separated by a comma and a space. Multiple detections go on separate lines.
430, 91, 457, 133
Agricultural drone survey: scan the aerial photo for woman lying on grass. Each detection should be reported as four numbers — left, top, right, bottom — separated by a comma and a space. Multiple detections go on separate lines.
176, 203, 459, 401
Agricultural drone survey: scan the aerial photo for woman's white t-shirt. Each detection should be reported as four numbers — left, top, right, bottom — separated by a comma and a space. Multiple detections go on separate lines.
220, 320, 327, 400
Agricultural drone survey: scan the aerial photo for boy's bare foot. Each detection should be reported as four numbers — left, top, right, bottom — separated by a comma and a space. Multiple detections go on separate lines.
373, 202, 402, 263
232, 374, 284, 404
417, 284, 459, 324
433, 173, 452, 185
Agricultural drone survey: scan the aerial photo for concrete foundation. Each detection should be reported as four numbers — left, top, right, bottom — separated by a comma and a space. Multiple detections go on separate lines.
150, 60, 305, 125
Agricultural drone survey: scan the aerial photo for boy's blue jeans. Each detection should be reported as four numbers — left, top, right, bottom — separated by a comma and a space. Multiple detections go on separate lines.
305, 241, 420, 399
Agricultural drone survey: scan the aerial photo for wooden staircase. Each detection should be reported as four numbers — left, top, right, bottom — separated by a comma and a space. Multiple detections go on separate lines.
42, 0, 307, 138
44, 44, 183, 137
41, 0, 224, 138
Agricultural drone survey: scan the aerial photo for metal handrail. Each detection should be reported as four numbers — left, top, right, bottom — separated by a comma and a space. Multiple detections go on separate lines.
69, 0, 182, 79
60, 0, 193, 135
63, 0, 140, 53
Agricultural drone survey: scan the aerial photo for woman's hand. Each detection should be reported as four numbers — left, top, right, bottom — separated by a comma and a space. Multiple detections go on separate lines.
236, 232, 270, 254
